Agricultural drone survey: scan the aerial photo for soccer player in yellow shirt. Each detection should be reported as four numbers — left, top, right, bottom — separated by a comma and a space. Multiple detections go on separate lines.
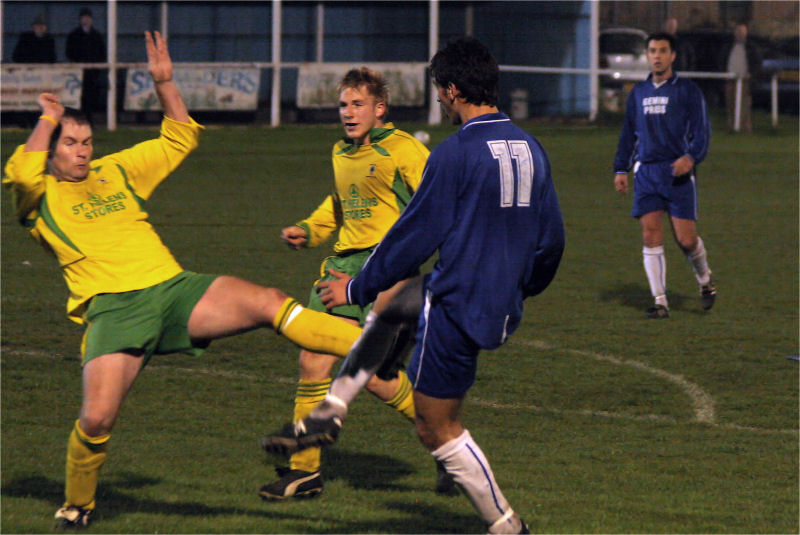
261, 68, 453, 499
2, 31, 361, 530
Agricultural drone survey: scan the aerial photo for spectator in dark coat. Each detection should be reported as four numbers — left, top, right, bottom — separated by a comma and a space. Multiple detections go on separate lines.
12, 14, 56, 63
66, 8, 107, 117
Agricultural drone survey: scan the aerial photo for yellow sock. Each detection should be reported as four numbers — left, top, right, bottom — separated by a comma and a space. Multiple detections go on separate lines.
64, 420, 109, 510
273, 298, 361, 357
289, 378, 331, 473
384, 370, 416, 423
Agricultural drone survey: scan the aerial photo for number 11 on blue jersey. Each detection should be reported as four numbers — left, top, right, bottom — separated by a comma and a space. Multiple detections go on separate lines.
487, 140, 534, 208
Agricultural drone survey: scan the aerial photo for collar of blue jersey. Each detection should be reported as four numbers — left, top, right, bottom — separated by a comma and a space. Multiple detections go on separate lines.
646, 72, 679, 85
339, 122, 396, 152
461, 111, 510, 130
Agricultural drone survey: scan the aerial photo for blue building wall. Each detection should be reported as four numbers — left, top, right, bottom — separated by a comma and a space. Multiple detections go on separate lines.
2, 1, 591, 116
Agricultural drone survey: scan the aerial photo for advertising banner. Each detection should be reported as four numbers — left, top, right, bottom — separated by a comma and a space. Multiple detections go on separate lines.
298, 62, 427, 108
1, 66, 83, 110
125, 67, 260, 110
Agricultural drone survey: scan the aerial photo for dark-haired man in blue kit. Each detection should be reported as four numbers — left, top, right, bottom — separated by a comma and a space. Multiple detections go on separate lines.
613, 32, 715, 319
264, 37, 564, 534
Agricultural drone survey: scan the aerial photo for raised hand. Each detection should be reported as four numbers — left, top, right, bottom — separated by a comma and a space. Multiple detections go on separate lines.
145, 31, 172, 84
144, 30, 189, 123
38, 93, 64, 121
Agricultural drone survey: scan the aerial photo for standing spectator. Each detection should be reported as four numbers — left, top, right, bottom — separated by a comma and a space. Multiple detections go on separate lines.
66, 8, 107, 118
663, 17, 695, 72
12, 14, 56, 63
721, 23, 762, 132
612, 32, 715, 319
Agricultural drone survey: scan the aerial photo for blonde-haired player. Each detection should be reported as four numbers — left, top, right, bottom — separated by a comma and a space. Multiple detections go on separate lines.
261, 67, 454, 499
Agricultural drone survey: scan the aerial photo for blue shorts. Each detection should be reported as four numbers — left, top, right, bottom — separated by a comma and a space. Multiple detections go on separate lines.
632, 161, 697, 221
407, 290, 481, 399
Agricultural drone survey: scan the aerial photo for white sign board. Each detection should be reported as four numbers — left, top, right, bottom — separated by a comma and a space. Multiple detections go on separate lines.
0, 66, 82, 110
125, 67, 260, 111
297, 63, 428, 108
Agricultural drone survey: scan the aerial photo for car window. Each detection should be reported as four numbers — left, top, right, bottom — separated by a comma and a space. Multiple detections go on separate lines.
601, 33, 646, 55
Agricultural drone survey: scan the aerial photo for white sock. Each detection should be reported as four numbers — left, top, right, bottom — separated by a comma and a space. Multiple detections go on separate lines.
643, 246, 668, 307
310, 393, 349, 420
432, 430, 521, 533
327, 370, 372, 408
686, 237, 711, 285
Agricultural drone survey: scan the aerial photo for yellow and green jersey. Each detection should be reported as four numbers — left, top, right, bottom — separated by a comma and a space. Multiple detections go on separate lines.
297, 123, 429, 253
3, 116, 203, 323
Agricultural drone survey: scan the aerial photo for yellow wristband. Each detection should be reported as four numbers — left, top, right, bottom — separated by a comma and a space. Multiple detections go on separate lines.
39, 115, 59, 127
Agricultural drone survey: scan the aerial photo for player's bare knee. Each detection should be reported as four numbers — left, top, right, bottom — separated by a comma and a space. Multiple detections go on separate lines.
414, 419, 439, 451
298, 350, 336, 380
79, 413, 114, 437
641, 228, 662, 248
254, 285, 289, 324
262, 285, 288, 303
677, 235, 698, 253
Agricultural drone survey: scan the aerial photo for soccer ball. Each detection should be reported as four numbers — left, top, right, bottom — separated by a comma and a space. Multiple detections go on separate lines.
413, 130, 430, 145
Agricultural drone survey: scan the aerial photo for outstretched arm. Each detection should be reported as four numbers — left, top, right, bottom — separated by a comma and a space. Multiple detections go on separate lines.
145, 31, 189, 123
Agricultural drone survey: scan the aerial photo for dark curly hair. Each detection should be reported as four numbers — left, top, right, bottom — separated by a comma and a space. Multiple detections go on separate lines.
429, 37, 499, 106
646, 32, 677, 53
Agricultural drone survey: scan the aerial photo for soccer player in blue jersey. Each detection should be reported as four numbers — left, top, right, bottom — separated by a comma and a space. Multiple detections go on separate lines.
263, 37, 564, 534
613, 32, 715, 319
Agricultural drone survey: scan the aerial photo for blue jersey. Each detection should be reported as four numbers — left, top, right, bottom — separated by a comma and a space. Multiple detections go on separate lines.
613, 73, 710, 173
346, 112, 565, 349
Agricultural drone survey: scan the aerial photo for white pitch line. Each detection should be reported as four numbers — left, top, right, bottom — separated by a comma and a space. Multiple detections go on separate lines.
521, 339, 716, 424
468, 396, 681, 424
2, 345, 795, 435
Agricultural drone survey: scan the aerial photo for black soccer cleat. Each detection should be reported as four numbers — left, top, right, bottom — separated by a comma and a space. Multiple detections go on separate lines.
261, 416, 342, 456
54, 505, 93, 530
259, 466, 323, 500
645, 304, 670, 319
434, 460, 457, 494
700, 275, 716, 310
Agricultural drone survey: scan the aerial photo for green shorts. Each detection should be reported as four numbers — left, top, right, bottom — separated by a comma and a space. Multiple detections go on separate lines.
81, 271, 218, 365
308, 250, 374, 326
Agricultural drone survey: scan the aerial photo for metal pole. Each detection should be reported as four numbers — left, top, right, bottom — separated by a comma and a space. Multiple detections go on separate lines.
427, 0, 440, 125
161, 1, 168, 40
271, 0, 282, 127
107, 0, 118, 131
0, 1, 4, 63
771, 72, 778, 127
734, 76, 742, 132
464, 3, 474, 37
589, 0, 599, 122
316, 2, 324, 62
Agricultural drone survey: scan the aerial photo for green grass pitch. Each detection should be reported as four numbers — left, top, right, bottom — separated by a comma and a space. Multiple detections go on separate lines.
2, 110, 797, 533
